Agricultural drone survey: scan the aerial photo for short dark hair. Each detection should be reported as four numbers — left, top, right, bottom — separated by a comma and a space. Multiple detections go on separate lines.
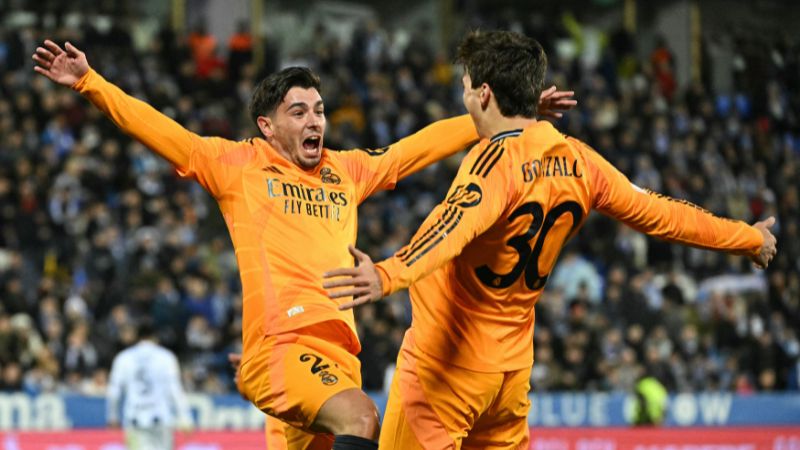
456, 30, 547, 118
249, 67, 322, 125
137, 319, 156, 340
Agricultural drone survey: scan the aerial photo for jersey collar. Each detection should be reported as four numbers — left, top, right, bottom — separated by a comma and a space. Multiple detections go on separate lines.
490, 129, 523, 143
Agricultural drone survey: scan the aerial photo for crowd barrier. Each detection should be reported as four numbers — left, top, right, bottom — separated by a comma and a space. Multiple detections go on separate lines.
0, 392, 797, 430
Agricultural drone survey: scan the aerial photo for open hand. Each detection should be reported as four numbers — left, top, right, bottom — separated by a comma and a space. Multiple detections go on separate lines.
537, 85, 577, 119
751, 216, 777, 269
323, 245, 383, 310
32, 40, 90, 87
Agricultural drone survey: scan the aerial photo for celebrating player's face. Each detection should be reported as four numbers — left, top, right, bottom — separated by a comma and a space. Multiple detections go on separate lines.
267, 87, 326, 169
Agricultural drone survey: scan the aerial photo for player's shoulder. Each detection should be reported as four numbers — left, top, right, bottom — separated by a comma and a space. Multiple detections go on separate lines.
463, 129, 523, 178
151, 343, 178, 359
111, 346, 135, 366
215, 136, 271, 163
325, 145, 393, 161
311, 149, 356, 179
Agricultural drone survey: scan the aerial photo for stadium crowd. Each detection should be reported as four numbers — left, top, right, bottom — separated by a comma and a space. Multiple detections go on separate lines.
0, 6, 798, 398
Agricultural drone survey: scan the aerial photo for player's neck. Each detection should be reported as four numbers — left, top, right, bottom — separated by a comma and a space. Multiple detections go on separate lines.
477, 110, 536, 140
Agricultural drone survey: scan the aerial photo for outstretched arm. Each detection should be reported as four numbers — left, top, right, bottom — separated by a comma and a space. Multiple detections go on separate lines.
389, 86, 576, 179
580, 141, 777, 268
388, 86, 576, 179
341, 87, 576, 204
33, 40, 204, 171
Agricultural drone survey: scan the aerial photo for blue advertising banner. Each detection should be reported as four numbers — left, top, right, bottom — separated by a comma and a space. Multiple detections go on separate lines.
526, 392, 800, 427
0, 392, 797, 430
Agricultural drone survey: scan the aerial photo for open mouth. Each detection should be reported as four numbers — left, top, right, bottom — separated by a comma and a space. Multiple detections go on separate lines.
302, 136, 321, 157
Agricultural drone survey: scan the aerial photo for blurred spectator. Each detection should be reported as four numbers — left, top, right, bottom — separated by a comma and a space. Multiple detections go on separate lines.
227, 21, 253, 82
187, 21, 220, 78
63, 323, 99, 376
0, 5, 796, 395
549, 249, 603, 304
650, 36, 676, 100
530, 345, 564, 391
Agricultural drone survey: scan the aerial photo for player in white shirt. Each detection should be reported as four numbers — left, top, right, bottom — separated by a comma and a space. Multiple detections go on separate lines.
107, 321, 193, 450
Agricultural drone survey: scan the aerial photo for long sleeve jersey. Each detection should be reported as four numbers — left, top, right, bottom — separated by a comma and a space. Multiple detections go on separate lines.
73, 69, 478, 362
376, 120, 764, 373
107, 341, 192, 428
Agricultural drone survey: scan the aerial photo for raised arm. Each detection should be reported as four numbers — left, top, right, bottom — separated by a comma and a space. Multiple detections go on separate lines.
33, 40, 203, 171
389, 86, 576, 178
339, 88, 576, 203
335, 114, 479, 204
580, 141, 777, 268
389, 87, 576, 181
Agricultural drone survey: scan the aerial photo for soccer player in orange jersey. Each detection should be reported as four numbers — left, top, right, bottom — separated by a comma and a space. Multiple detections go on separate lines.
32, 39, 575, 450
324, 30, 777, 449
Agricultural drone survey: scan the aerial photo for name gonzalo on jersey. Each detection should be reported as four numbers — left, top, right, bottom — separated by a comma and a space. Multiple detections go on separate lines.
521, 155, 583, 182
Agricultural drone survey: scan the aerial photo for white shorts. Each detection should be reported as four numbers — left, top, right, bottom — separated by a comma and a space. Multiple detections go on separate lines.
124, 426, 174, 450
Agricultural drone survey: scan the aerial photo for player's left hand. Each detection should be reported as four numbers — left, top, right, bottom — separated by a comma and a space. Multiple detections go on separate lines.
228, 352, 248, 400
537, 85, 577, 119
323, 245, 383, 310
751, 216, 777, 269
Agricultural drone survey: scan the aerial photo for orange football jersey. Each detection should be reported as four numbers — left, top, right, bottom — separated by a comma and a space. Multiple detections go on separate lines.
73, 69, 479, 363
376, 120, 763, 372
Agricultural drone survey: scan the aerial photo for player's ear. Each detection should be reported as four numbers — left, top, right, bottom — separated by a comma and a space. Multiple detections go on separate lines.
257, 115, 274, 139
479, 83, 491, 110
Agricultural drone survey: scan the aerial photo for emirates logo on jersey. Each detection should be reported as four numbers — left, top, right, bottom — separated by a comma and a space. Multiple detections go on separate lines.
320, 167, 341, 185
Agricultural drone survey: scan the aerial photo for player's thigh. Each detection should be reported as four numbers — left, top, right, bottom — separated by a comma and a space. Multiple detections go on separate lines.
379, 340, 503, 450
266, 414, 334, 450
379, 371, 426, 450
239, 333, 361, 430
463, 368, 531, 450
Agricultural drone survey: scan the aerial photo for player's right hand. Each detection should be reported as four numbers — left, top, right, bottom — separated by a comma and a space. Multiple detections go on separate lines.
32, 40, 90, 87
228, 353, 248, 400
323, 245, 384, 310
751, 216, 777, 269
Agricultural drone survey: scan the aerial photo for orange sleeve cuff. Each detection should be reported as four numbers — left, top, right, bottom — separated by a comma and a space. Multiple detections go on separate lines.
71, 68, 97, 92
744, 225, 764, 257
375, 261, 395, 297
